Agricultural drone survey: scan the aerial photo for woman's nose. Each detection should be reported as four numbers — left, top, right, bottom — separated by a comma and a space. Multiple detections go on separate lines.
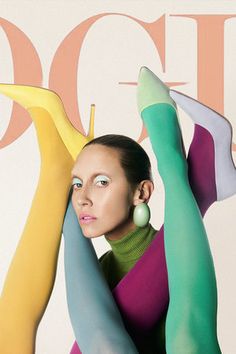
75, 187, 92, 207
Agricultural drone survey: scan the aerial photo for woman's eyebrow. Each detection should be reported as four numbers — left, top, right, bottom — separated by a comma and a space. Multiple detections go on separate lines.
93, 172, 112, 179
70, 171, 112, 181
71, 172, 81, 179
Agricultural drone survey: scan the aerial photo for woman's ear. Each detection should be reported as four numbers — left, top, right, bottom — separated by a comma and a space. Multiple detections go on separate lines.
133, 180, 154, 206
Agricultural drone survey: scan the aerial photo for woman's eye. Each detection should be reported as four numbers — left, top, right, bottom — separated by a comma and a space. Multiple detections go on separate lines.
94, 175, 110, 187
72, 177, 82, 189
97, 180, 108, 186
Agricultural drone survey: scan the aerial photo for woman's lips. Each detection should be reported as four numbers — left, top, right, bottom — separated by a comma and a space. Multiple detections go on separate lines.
79, 213, 97, 224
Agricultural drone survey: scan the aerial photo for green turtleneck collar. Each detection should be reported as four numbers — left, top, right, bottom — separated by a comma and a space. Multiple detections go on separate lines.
105, 223, 156, 264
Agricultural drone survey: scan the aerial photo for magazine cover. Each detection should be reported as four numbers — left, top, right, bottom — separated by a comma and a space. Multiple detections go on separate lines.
0, 1, 235, 353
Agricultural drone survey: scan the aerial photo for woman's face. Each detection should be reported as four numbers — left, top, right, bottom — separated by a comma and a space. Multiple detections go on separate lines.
71, 144, 136, 240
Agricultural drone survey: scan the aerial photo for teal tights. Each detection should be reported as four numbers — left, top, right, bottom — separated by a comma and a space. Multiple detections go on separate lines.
141, 103, 221, 353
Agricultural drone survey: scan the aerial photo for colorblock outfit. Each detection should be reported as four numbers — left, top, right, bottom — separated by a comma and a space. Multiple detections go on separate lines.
100, 224, 166, 353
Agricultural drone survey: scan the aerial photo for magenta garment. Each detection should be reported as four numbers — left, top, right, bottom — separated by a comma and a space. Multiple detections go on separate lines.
70, 125, 216, 353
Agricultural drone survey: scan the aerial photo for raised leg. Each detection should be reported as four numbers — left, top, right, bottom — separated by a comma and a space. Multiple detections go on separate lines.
138, 67, 221, 353
63, 200, 138, 354
0, 84, 92, 354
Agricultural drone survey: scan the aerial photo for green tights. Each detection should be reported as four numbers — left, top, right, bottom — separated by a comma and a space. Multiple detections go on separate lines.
141, 102, 221, 354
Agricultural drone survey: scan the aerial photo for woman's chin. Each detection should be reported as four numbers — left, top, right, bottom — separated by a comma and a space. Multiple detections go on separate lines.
80, 226, 104, 239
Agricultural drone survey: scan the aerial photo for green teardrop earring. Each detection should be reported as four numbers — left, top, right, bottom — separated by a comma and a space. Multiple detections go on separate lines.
133, 203, 150, 227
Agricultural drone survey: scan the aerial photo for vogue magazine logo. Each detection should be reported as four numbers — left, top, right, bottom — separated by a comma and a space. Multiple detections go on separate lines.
0, 13, 235, 150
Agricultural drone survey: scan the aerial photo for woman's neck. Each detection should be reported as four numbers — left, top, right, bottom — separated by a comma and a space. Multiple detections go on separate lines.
105, 223, 156, 263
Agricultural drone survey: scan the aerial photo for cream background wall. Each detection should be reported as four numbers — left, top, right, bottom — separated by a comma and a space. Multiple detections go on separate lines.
0, 1, 236, 353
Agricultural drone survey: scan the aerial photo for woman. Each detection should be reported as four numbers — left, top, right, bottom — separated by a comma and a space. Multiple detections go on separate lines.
70, 134, 161, 352
63, 67, 231, 353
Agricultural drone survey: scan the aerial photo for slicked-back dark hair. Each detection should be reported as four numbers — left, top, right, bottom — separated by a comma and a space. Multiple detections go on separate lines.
84, 134, 152, 188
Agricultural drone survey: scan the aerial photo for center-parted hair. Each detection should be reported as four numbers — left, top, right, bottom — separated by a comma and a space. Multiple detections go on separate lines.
84, 134, 152, 188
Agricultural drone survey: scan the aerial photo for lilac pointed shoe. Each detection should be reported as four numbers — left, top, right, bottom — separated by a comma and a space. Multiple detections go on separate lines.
170, 90, 236, 201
